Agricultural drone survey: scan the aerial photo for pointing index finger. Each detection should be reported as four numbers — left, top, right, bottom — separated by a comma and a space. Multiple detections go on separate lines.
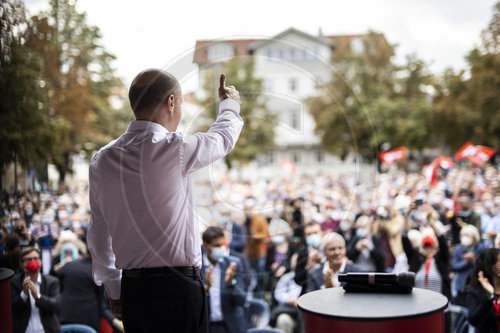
220, 73, 226, 89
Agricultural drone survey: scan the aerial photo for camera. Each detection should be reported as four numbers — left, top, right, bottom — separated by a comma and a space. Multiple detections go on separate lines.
415, 199, 424, 207
14, 226, 24, 235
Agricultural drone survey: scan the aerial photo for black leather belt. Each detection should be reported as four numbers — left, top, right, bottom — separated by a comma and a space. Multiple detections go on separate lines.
122, 266, 201, 279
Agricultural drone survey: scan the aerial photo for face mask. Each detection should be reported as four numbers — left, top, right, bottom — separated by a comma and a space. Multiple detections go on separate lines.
339, 221, 351, 232
42, 217, 51, 225
306, 234, 322, 249
210, 246, 226, 262
356, 228, 368, 238
272, 235, 285, 245
461, 236, 473, 247
26, 210, 33, 216
26, 260, 41, 273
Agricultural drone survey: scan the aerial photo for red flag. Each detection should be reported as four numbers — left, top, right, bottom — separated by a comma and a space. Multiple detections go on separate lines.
379, 147, 408, 166
455, 142, 497, 166
280, 158, 296, 174
425, 156, 455, 186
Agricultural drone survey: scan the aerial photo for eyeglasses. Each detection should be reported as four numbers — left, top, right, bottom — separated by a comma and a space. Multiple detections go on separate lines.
23, 257, 40, 262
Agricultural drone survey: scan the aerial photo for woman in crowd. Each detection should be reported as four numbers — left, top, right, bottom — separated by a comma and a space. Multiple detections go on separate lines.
467, 248, 500, 333
451, 225, 486, 306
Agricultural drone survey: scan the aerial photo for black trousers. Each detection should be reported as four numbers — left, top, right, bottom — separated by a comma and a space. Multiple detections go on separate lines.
121, 271, 208, 333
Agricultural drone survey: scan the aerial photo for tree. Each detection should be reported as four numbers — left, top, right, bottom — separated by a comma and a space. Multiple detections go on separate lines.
198, 57, 275, 168
309, 31, 433, 161
25, 0, 128, 183
0, 0, 54, 190
433, 2, 500, 151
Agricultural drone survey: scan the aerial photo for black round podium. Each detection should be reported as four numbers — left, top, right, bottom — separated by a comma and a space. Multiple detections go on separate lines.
297, 287, 448, 333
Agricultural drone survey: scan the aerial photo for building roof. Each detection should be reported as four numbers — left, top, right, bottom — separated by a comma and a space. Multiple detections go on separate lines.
192, 28, 390, 66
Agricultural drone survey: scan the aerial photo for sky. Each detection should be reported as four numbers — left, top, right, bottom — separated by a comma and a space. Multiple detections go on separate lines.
25, 0, 497, 93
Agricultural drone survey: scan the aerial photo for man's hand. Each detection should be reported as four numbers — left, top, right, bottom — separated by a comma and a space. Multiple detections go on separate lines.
218, 74, 241, 104
225, 262, 237, 284
205, 265, 213, 291
22, 277, 32, 296
109, 298, 122, 317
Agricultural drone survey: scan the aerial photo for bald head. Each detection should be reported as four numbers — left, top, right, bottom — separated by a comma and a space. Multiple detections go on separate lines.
129, 69, 181, 117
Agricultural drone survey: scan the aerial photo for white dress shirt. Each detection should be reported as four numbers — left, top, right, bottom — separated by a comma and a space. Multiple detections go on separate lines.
87, 98, 243, 299
21, 274, 44, 333
322, 258, 347, 288
274, 271, 302, 305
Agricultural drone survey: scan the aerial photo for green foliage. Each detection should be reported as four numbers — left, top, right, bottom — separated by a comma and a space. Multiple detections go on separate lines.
309, 32, 433, 161
198, 58, 275, 167
0, 0, 54, 178
433, 2, 500, 151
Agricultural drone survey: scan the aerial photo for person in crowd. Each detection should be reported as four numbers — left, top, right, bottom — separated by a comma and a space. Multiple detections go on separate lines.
466, 248, 500, 333
102, 291, 125, 333
403, 203, 451, 332
0, 233, 22, 273
294, 221, 324, 295
320, 210, 339, 233
451, 189, 482, 245
306, 232, 363, 292
59, 250, 104, 331
14, 218, 35, 249
202, 226, 246, 333
403, 203, 451, 299
271, 253, 301, 333
481, 198, 500, 246
373, 204, 405, 272
11, 247, 61, 333
244, 198, 269, 298
266, 218, 294, 301
451, 225, 487, 306
347, 215, 386, 272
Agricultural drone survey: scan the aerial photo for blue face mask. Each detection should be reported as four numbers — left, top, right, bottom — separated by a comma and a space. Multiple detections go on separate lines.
356, 228, 368, 238
306, 234, 322, 249
42, 217, 51, 225
272, 235, 285, 245
210, 246, 226, 262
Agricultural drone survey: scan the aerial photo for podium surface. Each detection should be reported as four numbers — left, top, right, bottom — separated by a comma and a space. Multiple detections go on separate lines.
298, 287, 448, 333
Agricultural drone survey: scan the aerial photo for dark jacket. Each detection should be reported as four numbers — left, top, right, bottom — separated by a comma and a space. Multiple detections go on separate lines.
59, 257, 104, 331
403, 233, 451, 300
11, 272, 61, 333
202, 254, 247, 333
346, 234, 386, 272
305, 262, 363, 293
466, 285, 498, 333
451, 242, 487, 293
229, 222, 247, 253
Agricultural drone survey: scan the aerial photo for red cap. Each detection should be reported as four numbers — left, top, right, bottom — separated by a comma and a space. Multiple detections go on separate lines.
422, 235, 436, 247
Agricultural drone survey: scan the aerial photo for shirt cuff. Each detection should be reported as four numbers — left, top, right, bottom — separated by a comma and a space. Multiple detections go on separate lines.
105, 278, 122, 300
218, 98, 241, 116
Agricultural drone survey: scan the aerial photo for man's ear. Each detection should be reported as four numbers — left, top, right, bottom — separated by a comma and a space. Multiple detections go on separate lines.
167, 94, 175, 113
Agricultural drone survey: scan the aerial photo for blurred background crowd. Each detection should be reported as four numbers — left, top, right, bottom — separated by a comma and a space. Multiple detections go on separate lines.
2, 165, 500, 332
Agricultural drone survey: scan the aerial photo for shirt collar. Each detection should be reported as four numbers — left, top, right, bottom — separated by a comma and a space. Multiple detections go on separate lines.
126, 120, 169, 135
323, 258, 347, 274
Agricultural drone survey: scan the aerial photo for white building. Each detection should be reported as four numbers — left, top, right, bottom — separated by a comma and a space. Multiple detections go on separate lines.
193, 28, 390, 177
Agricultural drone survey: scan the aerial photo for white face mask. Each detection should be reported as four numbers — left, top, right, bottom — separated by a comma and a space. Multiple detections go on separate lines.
339, 221, 351, 232
461, 236, 473, 247
210, 246, 227, 262
306, 234, 322, 249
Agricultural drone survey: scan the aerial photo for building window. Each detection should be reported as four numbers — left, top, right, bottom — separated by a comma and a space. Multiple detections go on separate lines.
302, 48, 308, 60
268, 151, 275, 164
207, 43, 235, 62
351, 38, 364, 54
316, 150, 324, 163
278, 48, 284, 59
266, 48, 272, 59
292, 151, 301, 164
313, 47, 319, 58
290, 48, 295, 61
290, 110, 300, 130
289, 78, 297, 93
263, 78, 274, 91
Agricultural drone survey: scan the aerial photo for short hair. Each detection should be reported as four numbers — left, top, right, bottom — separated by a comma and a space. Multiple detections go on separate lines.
321, 232, 346, 251
128, 69, 180, 115
460, 225, 480, 245
305, 221, 321, 229
21, 247, 40, 260
202, 226, 225, 244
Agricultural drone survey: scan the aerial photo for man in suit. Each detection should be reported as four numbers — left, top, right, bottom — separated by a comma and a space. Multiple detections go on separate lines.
306, 232, 363, 293
294, 221, 324, 295
11, 247, 61, 333
202, 226, 247, 333
59, 253, 105, 331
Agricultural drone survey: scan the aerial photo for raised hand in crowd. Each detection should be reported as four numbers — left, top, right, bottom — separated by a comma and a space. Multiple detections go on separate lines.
478, 270, 494, 295
323, 269, 336, 289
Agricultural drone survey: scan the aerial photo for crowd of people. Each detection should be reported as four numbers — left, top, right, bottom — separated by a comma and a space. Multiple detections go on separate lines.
1, 164, 500, 332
